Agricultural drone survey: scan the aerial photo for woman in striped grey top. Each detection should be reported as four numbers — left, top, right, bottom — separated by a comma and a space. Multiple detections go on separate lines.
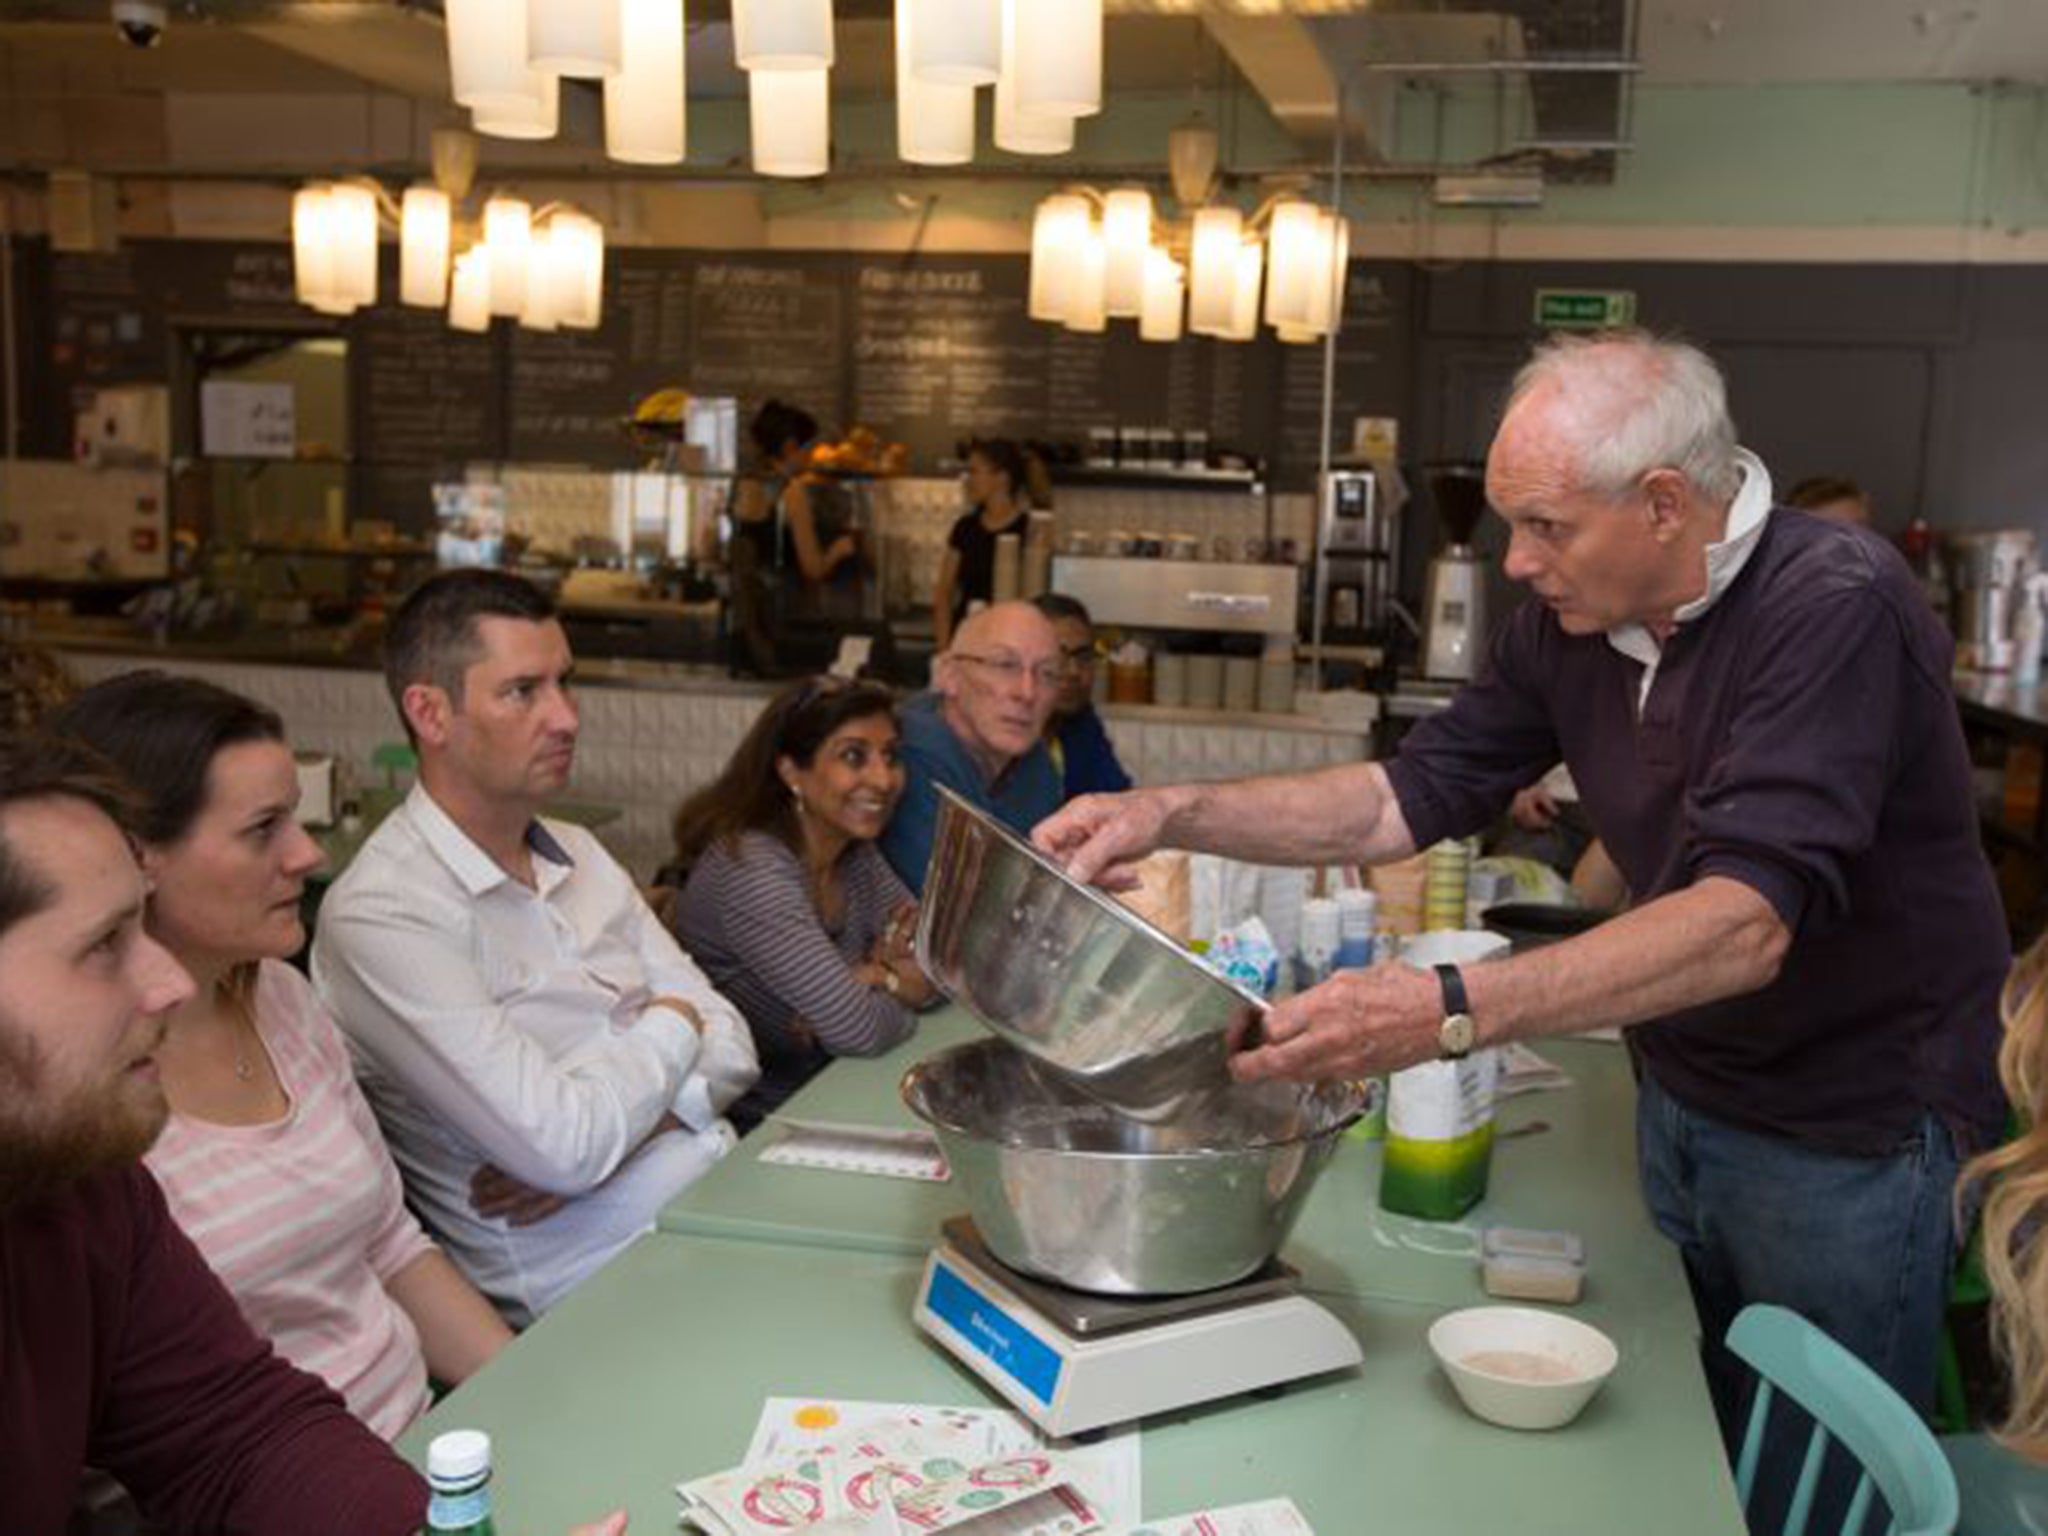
670, 677, 939, 1131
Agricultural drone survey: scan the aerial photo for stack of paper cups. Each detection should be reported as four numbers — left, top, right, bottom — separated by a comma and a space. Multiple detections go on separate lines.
1423, 839, 1473, 932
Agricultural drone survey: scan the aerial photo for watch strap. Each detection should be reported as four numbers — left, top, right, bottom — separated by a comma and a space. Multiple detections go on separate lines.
1434, 963, 1470, 1018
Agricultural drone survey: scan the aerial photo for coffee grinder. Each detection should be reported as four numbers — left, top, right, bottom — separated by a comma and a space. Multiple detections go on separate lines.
1422, 465, 1491, 681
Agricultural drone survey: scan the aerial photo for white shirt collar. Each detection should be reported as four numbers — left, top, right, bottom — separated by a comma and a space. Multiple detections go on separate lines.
401, 782, 575, 898
1606, 448, 1775, 689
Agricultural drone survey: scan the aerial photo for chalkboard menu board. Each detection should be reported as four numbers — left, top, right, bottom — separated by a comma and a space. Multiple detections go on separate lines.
23, 238, 1417, 496
507, 252, 694, 467
848, 259, 1045, 463
687, 255, 845, 409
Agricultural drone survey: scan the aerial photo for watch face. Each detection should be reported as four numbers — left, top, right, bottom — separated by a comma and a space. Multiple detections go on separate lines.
1440, 1012, 1477, 1057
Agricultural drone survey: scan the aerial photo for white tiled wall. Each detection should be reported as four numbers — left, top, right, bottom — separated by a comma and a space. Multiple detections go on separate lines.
60, 653, 1369, 881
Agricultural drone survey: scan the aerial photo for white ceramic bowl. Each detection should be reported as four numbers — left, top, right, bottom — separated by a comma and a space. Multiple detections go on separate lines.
1427, 1305, 1619, 1431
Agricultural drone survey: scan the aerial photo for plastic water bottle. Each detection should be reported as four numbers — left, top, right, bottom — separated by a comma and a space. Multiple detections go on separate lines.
1333, 888, 1378, 970
1296, 897, 1341, 988
427, 1430, 499, 1535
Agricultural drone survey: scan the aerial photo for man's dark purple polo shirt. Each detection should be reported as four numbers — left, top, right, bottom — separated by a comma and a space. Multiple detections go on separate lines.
1385, 508, 2008, 1157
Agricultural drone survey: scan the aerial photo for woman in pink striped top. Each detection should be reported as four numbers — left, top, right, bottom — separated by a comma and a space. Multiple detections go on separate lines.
53, 673, 512, 1440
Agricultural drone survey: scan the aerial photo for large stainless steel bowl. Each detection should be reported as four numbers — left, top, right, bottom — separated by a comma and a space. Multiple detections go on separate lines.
902, 1039, 1364, 1295
915, 786, 1266, 1118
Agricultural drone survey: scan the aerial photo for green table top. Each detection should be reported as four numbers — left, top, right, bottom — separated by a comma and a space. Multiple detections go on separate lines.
661, 1008, 1689, 1320
402, 1231, 1744, 1536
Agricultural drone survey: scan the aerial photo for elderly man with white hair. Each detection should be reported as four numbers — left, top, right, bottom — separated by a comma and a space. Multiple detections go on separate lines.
879, 600, 1065, 894
1038, 331, 2006, 1448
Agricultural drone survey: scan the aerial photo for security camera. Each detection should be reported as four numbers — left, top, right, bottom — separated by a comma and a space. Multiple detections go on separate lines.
111, 1, 167, 49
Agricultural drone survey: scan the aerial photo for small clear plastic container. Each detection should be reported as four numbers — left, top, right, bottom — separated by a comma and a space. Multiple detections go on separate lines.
1480, 1226, 1586, 1304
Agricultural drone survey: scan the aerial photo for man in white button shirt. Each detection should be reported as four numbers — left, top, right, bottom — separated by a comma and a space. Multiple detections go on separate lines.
312, 571, 758, 1323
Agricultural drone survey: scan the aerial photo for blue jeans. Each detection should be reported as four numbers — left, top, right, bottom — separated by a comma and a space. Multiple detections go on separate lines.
1636, 1072, 1958, 1528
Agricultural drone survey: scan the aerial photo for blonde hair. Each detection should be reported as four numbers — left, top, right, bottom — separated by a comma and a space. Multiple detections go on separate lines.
1965, 933, 2048, 1460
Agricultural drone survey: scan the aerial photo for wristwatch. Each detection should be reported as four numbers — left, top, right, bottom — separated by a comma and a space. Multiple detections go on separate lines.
1434, 964, 1477, 1060
880, 966, 903, 1000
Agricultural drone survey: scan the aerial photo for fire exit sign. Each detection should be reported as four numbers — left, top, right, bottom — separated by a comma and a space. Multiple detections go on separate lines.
1534, 289, 1637, 329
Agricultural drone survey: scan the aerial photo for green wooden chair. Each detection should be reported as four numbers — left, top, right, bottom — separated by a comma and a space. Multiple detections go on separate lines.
1728, 1304, 1960, 1536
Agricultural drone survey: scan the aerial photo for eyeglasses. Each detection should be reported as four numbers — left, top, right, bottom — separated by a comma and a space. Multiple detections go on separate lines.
952, 652, 1064, 691
1058, 643, 1096, 670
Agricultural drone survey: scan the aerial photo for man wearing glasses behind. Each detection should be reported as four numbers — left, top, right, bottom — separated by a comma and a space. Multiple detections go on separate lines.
1033, 593, 1133, 799
880, 600, 1065, 894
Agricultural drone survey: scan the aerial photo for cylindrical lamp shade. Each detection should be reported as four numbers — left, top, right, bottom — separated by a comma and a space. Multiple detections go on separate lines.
1011, 0, 1101, 117
1187, 205, 1243, 335
906, 0, 999, 86
1319, 212, 1351, 333
895, 0, 974, 165
326, 182, 379, 311
606, 0, 687, 164
1026, 195, 1088, 322
1262, 200, 1323, 333
447, 0, 538, 113
1138, 248, 1184, 343
472, 74, 560, 140
291, 185, 336, 309
734, 0, 834, 71
1223, 239, 1263, 343
1101, 189, 1151, 318
994, 7, 1073, 156
449, 248, 493, 333
528, 0, 621, 78
548, 211, 606, 330
483, 197, 532, 316
1027, 194, 1089, 322
520, 235, 560, 332
749, 68, 830, 177
1276, 327, 1320, 345
400, 187, 452, 309
1063, 225, 1106, 334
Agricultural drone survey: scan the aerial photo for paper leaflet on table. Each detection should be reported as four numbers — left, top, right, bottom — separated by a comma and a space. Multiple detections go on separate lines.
680, 1419, 1103, 1535
758, 1119, 952, 1182
727, 1397, 1138, 1527
1104, 1497, 1314, 1536
1496, 1042, 1571, 1098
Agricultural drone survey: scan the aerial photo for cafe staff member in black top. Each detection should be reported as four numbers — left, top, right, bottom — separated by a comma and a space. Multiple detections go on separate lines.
932, 439, 1032, 651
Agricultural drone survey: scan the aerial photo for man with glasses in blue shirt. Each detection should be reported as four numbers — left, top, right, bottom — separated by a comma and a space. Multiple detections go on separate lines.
881, 601, 1065, 893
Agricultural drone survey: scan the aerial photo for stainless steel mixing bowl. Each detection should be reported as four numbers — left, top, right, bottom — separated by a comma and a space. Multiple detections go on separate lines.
902, 1038, 1364, 1295
915, 786, 1267, 1118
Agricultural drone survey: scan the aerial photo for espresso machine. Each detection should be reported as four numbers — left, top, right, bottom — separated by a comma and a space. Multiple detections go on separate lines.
1951, 529, 2040, 672
1422, 465, 1491, 681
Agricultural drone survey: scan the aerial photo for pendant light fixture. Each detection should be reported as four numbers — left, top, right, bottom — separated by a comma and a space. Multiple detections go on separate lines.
1186, 205, 1242, 336
733, 0, 834, 72
445, 0, 540, 117
291, 186, 341, 311
994, 0, 1073, 156
326, 182, 380, 313
449, 248, 493, 333
894, 0, 975, 165
1262, 199, 1322, 334
400, 186, 452, 308
1011, 0, 1101, 118
1101, 189, 1152, 318
1063, 225, 1107, 334
606, 0, 687, 165
905, 0, 999, 87
1221, 239, 1263, 343
471, 74, 561, 141
748, 68, 830, 177
547, 210, 607, 330
527, 0, 622, 79
483, 196, 533, 316
1027, 194, 1090, 322
1138, 248, 1185, 343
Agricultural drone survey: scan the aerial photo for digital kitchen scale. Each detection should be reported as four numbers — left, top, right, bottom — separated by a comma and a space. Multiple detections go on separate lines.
913, 1218, 1363, 1439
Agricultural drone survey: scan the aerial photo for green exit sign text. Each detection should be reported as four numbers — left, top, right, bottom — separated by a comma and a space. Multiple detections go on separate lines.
1534, 289, 1637, 329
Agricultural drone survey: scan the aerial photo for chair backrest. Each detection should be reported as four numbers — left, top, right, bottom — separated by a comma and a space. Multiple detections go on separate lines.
1727, 1304, 1960, 1536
